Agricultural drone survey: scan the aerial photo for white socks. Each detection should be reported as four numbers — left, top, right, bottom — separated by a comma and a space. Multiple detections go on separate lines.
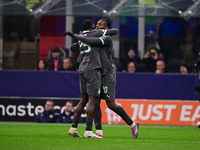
85, 131, 92, 134
96, 130, 103, 135
71, 127, 77, 131
129, 122, 135, 128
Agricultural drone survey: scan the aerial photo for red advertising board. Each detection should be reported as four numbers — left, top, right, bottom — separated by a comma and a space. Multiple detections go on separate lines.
101, 100, 200, 126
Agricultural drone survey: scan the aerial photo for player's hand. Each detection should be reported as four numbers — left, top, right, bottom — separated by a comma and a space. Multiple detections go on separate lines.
70, 43, 79, 52
64, 31, 74, 37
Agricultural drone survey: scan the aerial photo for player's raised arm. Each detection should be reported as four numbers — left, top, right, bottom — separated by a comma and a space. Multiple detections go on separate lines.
90, 28, 119, 37
76, 35, 111, 47
65, 31, 112, 46
105, 28, 119, 35
64, 28, 118, 38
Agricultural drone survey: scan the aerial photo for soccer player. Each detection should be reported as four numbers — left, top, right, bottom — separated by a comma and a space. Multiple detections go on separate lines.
66, 19, 118, 138
66, 18, 139, 138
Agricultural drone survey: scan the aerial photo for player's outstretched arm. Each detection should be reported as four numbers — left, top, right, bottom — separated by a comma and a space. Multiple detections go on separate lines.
64, 31, 74, 37
91, 28, 119, 37
73, 34, 111, 46
105, 28, 119, 36
64, 30, 112, 46
64, 28, 118, 38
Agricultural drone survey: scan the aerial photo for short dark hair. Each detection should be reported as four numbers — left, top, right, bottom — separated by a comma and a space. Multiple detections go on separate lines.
66, 101, 74, 107
180, 64, 189, 71
149, 47, 159, 53
47, 100, 55, 106
101, 18, 111, 29
82, 19, 94, 31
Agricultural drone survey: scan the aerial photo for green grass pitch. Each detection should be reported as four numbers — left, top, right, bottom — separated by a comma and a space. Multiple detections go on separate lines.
0, 122, 199, 150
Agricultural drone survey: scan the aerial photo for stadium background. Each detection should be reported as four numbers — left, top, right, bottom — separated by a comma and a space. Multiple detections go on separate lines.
0, 70, 199, 126
0, 0, 200, 126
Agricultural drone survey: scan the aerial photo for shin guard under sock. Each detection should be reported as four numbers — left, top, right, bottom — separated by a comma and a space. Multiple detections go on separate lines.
86, 118, 93, 131
94, 106, 102, 130
114, 106, 133, 125
72, 115, 80, 128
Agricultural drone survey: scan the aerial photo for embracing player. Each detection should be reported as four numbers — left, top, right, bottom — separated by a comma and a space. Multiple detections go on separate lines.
66, 19, 119, 138
66, 18, 139, 139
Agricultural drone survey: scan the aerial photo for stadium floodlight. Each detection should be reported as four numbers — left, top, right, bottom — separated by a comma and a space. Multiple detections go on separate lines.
107, 0, 135, 16
103, 10, 107, 13
85, 0, 105, 13
32, 0, 61, 18
181, 0, 200, 19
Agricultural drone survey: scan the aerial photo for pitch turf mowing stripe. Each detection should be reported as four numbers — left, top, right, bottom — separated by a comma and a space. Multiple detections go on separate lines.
3, 137, 199, 143
0, 122, 199, 150
0, 122, 197, 129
